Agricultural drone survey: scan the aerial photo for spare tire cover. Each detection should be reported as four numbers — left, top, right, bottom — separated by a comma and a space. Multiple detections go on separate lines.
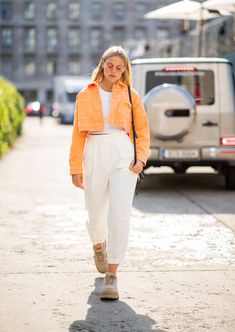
143, 84, 196, 140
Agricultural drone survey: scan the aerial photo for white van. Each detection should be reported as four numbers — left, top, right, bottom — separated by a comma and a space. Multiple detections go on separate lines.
132, 57, 235, 189
53, 76, 90, 124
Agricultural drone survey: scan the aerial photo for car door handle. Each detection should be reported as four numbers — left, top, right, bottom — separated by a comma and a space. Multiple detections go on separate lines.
202, 121, 218, 127
165, 109, 190, 117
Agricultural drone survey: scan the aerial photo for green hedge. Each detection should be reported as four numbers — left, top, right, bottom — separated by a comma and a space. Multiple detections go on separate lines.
0, 77, 25, 157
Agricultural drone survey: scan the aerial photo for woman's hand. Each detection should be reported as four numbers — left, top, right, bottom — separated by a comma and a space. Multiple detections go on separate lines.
129, 159, 144, 174
72, 173, 84, 189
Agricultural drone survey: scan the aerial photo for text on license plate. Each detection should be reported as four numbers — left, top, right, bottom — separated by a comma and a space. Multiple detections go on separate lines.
162, 149, 199, 159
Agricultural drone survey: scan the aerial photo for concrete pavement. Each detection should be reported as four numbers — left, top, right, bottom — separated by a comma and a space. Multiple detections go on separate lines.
0, 117, 234, 332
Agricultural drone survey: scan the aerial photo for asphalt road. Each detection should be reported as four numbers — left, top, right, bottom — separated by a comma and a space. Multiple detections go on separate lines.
0, 117, 234, 332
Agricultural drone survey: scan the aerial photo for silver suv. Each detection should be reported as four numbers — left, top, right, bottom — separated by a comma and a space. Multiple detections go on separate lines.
132, 57, 235, 189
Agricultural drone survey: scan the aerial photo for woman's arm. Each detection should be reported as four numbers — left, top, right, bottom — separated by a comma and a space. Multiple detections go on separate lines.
131, 90, 150, 165
71, 173, 84, 189
69, 98, 87, 177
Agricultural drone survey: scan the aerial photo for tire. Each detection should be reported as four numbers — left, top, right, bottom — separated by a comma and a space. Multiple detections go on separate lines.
172, 166, 187, 174
225, 166, 235, 190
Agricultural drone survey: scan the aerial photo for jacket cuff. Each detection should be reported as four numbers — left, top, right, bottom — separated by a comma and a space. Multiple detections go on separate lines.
70, 165, 83, 175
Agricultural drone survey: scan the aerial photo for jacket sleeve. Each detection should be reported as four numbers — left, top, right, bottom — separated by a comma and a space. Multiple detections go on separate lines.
132, 89, 150, 165
69, 98, 87, 175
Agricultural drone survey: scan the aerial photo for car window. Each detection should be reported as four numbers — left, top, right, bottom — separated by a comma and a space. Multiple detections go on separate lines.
146, 69, 215, 105
67, 92, 77, 103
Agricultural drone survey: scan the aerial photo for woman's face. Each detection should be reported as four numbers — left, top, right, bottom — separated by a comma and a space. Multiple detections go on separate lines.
103, 56, 126, 84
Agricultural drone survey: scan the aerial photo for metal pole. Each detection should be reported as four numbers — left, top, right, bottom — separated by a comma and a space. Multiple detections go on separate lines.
198, 2, 203, 56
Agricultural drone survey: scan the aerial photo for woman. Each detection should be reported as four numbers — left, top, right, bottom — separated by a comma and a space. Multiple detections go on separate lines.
69, 46, 150, 300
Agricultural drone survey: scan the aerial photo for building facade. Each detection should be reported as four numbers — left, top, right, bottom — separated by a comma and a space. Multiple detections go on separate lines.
0, 0, 178, 106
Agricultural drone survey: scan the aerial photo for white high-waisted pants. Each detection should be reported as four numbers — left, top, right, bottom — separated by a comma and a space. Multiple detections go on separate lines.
84, 131, 137, 264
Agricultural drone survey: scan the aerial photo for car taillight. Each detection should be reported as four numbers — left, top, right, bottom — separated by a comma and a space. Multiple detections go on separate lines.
25, 106, 32, 113
220, 136, 235, 146
163, 66, 198, 72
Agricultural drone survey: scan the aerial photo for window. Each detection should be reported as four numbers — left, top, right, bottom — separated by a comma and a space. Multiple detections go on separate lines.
68, 28, 80, 53
1, 57, 13, 76
90, 28, 103, 53
134, 27, 146, 41
135, 3, 147, 19
47, 58, 57, 75
1, 1, 12, 20
91, 55, 100, 70
68, 59, 80, 74
68, 1, 80, 20
24, 58, 36, 76
46, 1, 57, 20
24, 2, 35, 20
91, 1, 103, 20
112, 2, 126, 20
47, 90, 54, 105
20, 90, 37, 104
1, 28, 13, 50
24, 28, 36, 52
157, 28, 170, 40
113, 27, 125, 44
46, 28, 58, 52
146, 70, 215, 105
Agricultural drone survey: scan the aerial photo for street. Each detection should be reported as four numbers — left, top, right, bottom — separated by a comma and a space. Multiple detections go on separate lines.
0, 117, 235, 332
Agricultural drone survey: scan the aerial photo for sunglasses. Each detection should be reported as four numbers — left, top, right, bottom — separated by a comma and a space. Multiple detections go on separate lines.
104, 61, 125, 72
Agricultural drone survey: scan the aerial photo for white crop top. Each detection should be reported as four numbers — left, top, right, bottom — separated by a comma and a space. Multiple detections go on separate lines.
89, 87, 124, 134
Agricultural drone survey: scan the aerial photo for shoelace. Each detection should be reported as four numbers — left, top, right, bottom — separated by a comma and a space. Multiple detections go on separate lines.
97, 253, 104, 261
105, 275, 115, 286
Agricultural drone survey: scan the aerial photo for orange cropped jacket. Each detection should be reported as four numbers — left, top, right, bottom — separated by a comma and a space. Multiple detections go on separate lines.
69, 80, 150, 175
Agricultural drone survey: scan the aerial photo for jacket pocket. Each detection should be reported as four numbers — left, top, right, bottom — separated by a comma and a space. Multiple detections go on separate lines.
117, 134, 134, 161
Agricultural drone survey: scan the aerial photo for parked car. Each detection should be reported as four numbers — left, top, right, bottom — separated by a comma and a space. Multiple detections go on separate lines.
25, 101, 46, 116
132, 57, 235, 189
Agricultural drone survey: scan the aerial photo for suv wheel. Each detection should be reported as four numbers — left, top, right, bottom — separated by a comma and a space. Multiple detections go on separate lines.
173, 167, 187, 174
225, 166, 235, 190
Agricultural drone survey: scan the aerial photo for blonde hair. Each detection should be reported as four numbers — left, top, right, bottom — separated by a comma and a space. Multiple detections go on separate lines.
91, 45, 132, 87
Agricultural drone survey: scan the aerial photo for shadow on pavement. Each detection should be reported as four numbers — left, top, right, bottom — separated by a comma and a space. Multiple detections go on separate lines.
133, 173, 235, 215
140, 172, 225, 192
69, 277, 164, 332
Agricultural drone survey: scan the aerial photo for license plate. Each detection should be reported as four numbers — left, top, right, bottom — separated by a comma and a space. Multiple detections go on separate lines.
162, 148, 199, 159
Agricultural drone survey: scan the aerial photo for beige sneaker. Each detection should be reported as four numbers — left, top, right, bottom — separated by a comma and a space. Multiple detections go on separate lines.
93, 242, 108, 274
100, 272, 119, 300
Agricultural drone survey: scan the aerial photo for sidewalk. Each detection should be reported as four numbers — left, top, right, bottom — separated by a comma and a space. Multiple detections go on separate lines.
0, 117, 234, 332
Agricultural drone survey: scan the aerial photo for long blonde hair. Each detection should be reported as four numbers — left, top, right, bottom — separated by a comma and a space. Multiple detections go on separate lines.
91, 46, 132, 87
